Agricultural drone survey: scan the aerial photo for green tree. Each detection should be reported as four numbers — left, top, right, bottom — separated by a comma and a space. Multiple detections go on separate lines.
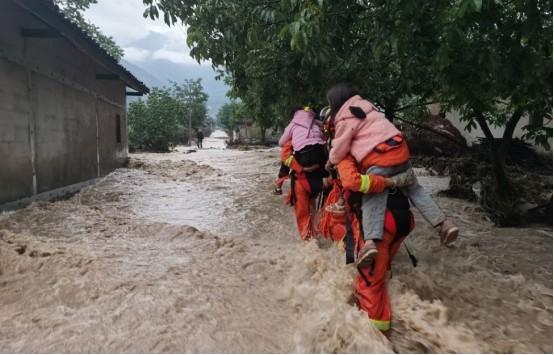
141, 0, 551, 141
438, 0, 551, 185
141, 0, 445, 127
142, 0, 328, 129
128, 88, 182, 151
217, 101, 246, 134
129, 80, 210, 150
430, 0, 552, 224
275, 0, 447, 120
54, 0, 124, 60
171, 79, 209, 141
142, 0, 552, 223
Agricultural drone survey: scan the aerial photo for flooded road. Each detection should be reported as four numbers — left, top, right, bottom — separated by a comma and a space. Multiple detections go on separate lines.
0, 132, 552, 353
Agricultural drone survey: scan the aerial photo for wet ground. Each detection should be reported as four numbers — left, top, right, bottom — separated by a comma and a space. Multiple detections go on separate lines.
0, 132, 552, 353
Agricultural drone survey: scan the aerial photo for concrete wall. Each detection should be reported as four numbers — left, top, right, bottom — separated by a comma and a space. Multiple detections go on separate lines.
236, 121, 280, 143
0, 59, 34, 203
32, 72, 99, 193
0, 1, 128, 206
428, 104, 553, 153
97, 96, 128, 175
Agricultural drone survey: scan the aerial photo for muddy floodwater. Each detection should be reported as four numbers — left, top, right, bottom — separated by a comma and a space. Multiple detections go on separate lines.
0, 132, 552, 353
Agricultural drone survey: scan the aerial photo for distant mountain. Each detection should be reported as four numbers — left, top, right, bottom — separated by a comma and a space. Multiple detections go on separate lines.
119, 31, 230, 116
126, 31, 168, 52
122, 59, 229, 116
121, 59, 165, 89
134, 60, 229, 117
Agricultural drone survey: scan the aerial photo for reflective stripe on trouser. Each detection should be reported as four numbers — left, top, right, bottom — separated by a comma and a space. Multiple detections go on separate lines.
370, 319, 391, 331
356, 229, 407, 332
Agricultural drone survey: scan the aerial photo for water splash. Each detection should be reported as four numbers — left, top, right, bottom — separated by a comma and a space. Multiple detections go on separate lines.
0, 148, 551, 353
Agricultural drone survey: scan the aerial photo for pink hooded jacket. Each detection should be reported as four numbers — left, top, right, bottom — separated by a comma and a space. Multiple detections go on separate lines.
278, 109, 324, 151
329, 95, 401, 165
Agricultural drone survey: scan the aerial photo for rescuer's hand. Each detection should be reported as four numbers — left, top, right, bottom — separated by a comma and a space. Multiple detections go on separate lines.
303, 164, 320, 173
390, 168, 416, 188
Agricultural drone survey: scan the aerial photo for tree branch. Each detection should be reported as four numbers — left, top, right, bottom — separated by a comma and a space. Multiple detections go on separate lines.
395, 116, 469, 149
475, 111, 495, 142
394, 101, 447, 113
502, 109, 524, 143
500, 109, 524, 155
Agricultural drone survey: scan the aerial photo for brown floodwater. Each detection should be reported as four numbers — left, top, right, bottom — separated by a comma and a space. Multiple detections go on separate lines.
0, 131, 551, 353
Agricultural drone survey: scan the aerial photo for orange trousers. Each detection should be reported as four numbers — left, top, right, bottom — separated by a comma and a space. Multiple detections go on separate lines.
355, 219, 411, 334
293, 178, 316, 240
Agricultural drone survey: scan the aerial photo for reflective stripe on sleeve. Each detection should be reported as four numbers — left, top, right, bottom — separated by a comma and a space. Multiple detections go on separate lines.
284, 155, 293, 167
359, 174, 371, 193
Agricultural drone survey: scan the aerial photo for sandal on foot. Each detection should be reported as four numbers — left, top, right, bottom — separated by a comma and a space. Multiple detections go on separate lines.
325, 203, 345, 214
357, 243, 379, 269
439, 220, 459, 246
273, 187, 283, 195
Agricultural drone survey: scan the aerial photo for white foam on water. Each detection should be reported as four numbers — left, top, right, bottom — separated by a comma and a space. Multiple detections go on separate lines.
0, 148, 551, 353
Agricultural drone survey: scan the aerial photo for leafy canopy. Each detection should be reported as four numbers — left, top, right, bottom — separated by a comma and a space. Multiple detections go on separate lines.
216, 101, 247, 133
54, 0, 124, 60
435, 0, 552, 150
141, 0, 552, 151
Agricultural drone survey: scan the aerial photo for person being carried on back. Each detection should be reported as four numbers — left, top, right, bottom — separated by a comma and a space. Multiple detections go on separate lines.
278, 106, 329, 240
278, 106, 328, 176
325, 83, 459, 268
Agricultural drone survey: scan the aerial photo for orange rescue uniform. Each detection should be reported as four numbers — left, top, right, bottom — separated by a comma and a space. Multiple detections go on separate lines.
281, 140, 318, 240
321, 153, 414, 334
292, 177, 316, 239
336, 154, 386, 194
355, 211, 413, 334
280, 140, 304, 174
360, 138, 410, 170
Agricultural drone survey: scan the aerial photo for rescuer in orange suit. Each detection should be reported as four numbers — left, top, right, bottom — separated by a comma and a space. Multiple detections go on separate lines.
318, 155, 414, 335
278, 139, 328, 240
277, 106, 330, 240
319, 105, 416, 335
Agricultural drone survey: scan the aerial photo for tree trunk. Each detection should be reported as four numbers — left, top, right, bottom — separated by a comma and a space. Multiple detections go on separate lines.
384, 104, 395, 122
500, 109, 524, 160
475, 112, 515, 193
490, 141, 512, 192
260, 126, 266, 143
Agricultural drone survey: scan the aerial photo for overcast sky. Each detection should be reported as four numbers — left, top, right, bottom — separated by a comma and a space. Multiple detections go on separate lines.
83, 0, 202, 66
83, 1, 229, 114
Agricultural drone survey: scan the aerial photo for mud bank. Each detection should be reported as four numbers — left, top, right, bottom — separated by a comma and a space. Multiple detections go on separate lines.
0, 147, 551, 353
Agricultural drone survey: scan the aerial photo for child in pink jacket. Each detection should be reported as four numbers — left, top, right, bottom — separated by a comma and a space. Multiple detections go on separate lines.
278, 106, 329, 240
326, 83, 459, 269
278, 106, 327, 171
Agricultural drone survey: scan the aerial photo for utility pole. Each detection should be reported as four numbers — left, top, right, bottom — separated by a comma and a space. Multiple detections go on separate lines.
188, 109, 192, 146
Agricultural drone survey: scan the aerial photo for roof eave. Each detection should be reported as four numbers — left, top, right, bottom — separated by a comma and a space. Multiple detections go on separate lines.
12, 0, 149, 94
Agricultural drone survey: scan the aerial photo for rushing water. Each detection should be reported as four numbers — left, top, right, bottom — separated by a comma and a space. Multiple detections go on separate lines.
0, 131, 551, 353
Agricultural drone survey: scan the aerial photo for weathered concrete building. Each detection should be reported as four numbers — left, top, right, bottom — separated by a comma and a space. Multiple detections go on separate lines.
0, 0, 149, 209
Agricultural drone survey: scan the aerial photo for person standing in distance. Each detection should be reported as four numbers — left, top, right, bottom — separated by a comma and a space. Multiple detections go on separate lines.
196, 128, 204, 149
